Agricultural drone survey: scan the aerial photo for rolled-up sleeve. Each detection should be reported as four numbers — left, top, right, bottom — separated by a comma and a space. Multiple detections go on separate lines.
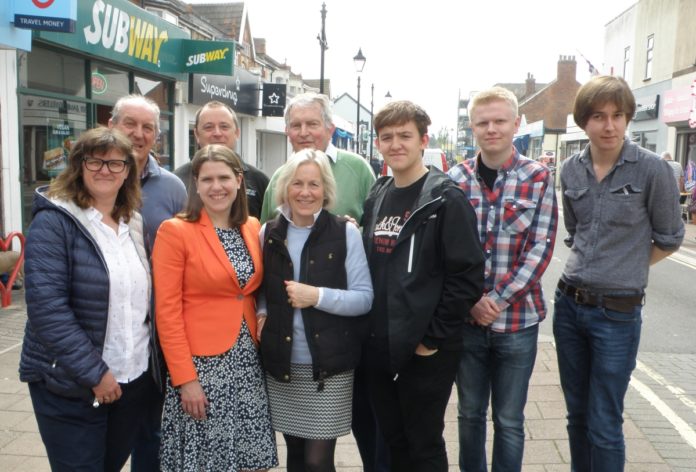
649, 160, 685, 250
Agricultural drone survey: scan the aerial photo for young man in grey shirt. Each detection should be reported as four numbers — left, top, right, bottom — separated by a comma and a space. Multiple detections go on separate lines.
555, 76, 684, 472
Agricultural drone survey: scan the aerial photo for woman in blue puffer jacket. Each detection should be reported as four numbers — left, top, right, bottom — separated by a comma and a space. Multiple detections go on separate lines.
19, 127, 157, 472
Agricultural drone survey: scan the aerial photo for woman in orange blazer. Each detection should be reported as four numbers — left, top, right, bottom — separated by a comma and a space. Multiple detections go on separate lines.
152, 144, 277, 471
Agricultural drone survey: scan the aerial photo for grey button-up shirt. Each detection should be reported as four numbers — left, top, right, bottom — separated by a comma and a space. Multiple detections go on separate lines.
560, 139, 684, 293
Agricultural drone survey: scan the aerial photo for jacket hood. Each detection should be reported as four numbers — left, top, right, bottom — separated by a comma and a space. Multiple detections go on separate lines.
31, 186, 149, 271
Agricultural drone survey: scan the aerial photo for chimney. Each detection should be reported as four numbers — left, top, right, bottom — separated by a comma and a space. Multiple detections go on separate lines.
557, 55, 577, 83
525, 73, 535, 97
254, 38, 266, 55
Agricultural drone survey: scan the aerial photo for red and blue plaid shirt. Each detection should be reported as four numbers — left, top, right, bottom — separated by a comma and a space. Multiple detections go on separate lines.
448, 150, 558, 332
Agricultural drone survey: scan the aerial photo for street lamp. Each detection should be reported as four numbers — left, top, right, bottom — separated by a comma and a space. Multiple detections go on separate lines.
353, 48, 366, 154
385, 91, 392, 99
369, 83, 374, 160
317, 3, 328, 94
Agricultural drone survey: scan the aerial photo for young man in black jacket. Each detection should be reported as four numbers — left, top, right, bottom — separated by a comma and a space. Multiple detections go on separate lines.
362, 100, 485, 471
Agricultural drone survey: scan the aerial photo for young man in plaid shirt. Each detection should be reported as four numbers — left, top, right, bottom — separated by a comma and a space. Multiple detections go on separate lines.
448, 87, 558, 472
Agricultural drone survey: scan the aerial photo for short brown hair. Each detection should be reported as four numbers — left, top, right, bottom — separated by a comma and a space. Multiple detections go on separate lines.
373, 100, 431, 138
47, 127, 140, 222
179, 144, 249, 227
573, 76, 636, 129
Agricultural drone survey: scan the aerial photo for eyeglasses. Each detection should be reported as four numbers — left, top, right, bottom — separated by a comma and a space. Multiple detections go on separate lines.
83, 157, 129, 173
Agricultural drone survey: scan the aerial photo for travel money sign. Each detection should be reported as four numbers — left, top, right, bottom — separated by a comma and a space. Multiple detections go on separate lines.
34, 0, 234, 78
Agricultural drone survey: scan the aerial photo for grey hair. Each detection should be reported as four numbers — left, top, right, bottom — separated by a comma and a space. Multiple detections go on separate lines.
274, 148, 337, 210
111, 94, 161, 134
284, 92, 334, 129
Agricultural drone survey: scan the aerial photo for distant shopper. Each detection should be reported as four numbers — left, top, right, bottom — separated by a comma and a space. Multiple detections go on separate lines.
175, 101, 269, 218
556, 75, 684, 471
661, 151, 684, 192
448, 86, 558, 472
362, 100, 485, 471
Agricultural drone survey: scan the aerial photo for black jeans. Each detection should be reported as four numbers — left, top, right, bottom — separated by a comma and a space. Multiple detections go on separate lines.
352, 350, 390, 472
366, 342, 461, 472
29, 371, 159, 472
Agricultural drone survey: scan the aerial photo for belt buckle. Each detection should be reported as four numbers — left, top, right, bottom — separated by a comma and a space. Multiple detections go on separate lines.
574, 289, 586, 305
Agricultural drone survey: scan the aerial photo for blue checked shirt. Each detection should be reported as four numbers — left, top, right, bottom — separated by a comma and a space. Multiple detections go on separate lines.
448, 150, 558, 332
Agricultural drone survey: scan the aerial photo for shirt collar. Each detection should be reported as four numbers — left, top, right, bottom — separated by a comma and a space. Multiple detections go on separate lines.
279, 204, 322, 228
473, 148, 519, 172
579, 137, 636, 166
141, 153, 160, 180
325, 143, 338, 163
85, 207, 128, 234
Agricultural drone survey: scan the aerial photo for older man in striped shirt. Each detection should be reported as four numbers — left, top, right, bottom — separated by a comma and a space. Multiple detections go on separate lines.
448, 86, 558, 472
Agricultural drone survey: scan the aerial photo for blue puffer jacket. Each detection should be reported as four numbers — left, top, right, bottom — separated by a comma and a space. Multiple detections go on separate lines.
19, 187, 150, 400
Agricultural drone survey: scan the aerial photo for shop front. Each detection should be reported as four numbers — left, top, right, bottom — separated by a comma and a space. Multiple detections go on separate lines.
5, 0, 237, 231
182, 70, 289, 176
4, 0, 192, 231
0, 2, 32, 235
661, 79, 696, 188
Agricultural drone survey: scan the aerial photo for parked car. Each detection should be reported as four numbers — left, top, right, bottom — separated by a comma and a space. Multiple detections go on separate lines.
382, 148, 448, 176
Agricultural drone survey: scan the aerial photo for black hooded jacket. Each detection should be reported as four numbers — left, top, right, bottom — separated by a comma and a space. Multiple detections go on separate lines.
362, 168, 485, 374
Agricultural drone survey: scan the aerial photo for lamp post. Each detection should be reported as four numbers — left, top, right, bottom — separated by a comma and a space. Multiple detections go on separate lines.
317, 3, 328, 94
385, 91, 392, 100
369, 83, 374, 160
353, 48, 366, 154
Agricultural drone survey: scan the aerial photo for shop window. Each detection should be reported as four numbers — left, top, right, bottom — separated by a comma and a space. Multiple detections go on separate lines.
19, 47, 86, 97
529, 137, 542, 160
21, 95, 88, 227
623, 46, 631, 83
91, 63, 129, 104
135, 75, 169, 110
644, 35, 654, 80
631, 131, 657, 153
156, 118, 172, 170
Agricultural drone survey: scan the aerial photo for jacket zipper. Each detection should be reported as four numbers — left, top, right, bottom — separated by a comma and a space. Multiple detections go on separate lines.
407, 234, 415, 273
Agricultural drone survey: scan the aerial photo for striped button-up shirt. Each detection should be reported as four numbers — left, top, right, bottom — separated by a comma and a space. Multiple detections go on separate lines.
448, 150, 558, 332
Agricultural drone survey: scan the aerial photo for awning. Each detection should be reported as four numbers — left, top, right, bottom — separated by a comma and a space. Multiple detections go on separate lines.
513, 135, 529, 154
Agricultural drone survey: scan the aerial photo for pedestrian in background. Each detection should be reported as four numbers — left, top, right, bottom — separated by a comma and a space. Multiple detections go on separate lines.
20, 127, 154, 472
153, 145, 277, 471
258, 148, 373, 471
661, 151, 685, 193
448, 86, 558, 472
555, 75, 684, 471
362, 100, 485, 471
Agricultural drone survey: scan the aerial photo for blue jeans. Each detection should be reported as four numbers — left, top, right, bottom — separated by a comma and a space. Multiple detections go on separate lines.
553, 288, 642, 472
456, 323, 538, 472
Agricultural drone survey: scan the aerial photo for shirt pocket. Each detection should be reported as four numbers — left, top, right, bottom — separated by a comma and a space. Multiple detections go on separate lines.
564, 187, 592, 223
502, 198, 536, 234
605, 183, 644, 226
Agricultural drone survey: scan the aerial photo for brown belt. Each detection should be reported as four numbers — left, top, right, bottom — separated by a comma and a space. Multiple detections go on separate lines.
557, 280, 643, 314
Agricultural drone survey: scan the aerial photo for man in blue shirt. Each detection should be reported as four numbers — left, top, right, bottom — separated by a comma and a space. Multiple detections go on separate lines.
556, 76, 684, 471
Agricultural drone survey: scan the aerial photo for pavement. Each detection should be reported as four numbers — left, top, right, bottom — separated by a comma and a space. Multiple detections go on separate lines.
1, 223, 695, 471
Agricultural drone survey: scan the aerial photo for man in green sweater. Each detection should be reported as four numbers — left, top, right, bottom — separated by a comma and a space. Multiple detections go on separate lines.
259, 92, 376, 223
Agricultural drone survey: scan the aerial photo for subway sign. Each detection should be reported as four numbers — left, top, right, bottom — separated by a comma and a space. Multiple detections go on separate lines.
33, 0, 234, 78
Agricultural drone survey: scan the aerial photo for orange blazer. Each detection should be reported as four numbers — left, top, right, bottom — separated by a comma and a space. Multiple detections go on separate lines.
152, 209, 263, 386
